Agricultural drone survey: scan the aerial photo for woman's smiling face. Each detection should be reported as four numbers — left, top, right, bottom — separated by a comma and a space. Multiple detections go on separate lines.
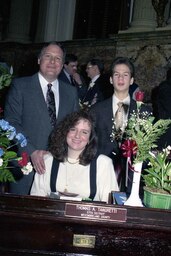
66, 119, 91, 154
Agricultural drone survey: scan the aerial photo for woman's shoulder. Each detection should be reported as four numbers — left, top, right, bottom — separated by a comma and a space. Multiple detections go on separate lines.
43, 153, 54, 174
96, 154, 114, 176
44, 152, 53, 162
97, 154, 113, 163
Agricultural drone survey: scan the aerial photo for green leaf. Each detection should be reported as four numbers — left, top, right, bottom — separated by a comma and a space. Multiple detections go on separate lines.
4, 150, 17, 159
0, 168, 15, 182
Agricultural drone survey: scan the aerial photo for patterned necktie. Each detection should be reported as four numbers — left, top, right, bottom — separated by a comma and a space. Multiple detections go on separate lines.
46, 84, 56, 127
115, 102, 124, 131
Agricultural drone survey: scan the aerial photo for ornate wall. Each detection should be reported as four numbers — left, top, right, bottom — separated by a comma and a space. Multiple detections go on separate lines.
115, 30, 171, 102
61, 30, 171, 103
0, 30, 171, 103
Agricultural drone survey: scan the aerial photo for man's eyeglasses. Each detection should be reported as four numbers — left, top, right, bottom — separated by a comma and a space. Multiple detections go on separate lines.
86, 65, 93, 70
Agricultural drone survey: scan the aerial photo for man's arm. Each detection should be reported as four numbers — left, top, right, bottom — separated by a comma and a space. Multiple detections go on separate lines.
4, 79, 36, 155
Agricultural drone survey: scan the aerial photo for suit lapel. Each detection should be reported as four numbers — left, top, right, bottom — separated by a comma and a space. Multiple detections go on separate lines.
57, 80, 70, 122
128, 99, 137, 118
103, 98, 114, 131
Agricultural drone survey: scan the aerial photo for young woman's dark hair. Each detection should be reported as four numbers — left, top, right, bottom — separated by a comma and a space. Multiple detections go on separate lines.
48, 111, 98, 165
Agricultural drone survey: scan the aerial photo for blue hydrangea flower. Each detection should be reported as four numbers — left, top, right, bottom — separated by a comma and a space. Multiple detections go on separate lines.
0, 119, 10, 131
0, 148, 4, 157
15, 133, 27, 147
0, 119, 31, 182
6, 125, 16, 140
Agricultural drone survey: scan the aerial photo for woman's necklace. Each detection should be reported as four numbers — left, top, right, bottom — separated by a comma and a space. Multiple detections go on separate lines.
66, 157, 79, 165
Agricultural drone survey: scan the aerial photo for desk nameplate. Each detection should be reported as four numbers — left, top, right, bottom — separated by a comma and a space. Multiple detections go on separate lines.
65, 203, 127, 222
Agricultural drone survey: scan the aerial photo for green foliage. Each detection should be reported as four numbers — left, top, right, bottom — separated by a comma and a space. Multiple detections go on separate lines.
0, 64, 12, 90
0, 136, 10, 148
4, 150, 18, 161
125, 109, 171, 164
121, 94, 171, 195
0, 119, 30, 183
0, 168, 15, 182
143, 147, 171, 194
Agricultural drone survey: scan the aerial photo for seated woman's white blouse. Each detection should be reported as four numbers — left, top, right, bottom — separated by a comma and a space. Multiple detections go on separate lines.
30, 153, 119, 203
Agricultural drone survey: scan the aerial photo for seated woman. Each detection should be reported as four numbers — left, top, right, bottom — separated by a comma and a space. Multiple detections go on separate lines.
30, 111, 119, 203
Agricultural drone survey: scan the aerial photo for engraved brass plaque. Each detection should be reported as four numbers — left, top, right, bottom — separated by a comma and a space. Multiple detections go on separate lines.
65, 203, 127, 222
73, 234, 95, 248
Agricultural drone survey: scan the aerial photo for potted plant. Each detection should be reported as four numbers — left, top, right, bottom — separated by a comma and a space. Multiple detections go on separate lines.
143, 146, 171, 209
119, 91, 171, 207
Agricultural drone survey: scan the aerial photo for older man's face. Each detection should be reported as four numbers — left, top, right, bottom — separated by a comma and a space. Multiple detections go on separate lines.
38, 44, 64, 82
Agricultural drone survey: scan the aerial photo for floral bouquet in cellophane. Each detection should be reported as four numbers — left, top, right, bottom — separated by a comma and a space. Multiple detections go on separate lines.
0, 119, 33, 182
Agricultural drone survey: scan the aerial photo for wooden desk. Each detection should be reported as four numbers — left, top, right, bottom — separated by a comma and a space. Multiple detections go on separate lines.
0, 193, 170, 256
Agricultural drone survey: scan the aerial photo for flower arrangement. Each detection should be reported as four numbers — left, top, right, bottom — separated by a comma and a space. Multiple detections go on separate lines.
121, 91, 171, 167
79, 99, 91, 110
79, 93, 98, 110
0, 64, 13, 118
143, 146, 171, 194
111, 91, 171, 207
88, 81, 95, 89
0, 64, 13, 90
0, 119, 33, 182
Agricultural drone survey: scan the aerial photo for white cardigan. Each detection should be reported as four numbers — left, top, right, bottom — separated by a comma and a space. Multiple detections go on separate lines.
30, 153, 119, 203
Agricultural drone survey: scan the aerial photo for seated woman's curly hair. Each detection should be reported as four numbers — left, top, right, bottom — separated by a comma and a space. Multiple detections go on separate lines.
48, 111, 98, 165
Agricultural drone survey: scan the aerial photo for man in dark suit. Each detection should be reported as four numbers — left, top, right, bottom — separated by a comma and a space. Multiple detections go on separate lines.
58, 54, 87, 100
4, 42, 79, 195
90, 57, 150, 193
80, 59, 106, 108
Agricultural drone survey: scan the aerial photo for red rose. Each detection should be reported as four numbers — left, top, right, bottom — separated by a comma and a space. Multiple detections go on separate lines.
135, 91, 144, 102
18, 152, 28, 167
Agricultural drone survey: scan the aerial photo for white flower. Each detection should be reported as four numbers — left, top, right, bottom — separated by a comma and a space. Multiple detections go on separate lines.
91, 93, 97, 105
149, 151, 156, 158
162, 146, 171, 156
88, 82, 95, 89
0, 158, 3, 167
82, 101, 89, 106
21, 162, 33, 175
10, 66, 13, 75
